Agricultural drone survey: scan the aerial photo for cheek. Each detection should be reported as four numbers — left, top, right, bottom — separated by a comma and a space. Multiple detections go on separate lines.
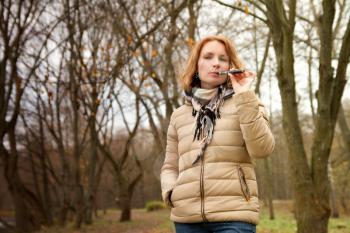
197, 59, 207, 72
221, 62, 230, 69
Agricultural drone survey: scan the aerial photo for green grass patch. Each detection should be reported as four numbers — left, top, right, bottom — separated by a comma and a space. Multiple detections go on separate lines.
257, 201, 350, 233
257, 208, 297, 233
145, 201, 166, 212
329, 217, 350, 233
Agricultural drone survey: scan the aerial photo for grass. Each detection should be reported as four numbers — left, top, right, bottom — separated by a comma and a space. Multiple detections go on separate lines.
257, 201, 350, 233
36, 201, 350, 233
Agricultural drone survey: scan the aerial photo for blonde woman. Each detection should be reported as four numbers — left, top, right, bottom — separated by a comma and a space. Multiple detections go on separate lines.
160, 35, 275, 233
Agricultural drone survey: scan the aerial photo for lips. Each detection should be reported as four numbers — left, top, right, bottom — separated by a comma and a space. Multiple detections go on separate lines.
208, 71, 222, 77
208, 73, 219, 78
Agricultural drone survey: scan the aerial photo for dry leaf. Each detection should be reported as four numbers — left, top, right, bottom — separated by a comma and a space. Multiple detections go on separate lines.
244, 5, 249, 15
151, 49, 158, 58
187, 38, 195, 48
127, 35, 133, 44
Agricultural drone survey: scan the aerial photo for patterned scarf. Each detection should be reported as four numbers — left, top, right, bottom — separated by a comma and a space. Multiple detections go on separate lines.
185, 85, 235, 165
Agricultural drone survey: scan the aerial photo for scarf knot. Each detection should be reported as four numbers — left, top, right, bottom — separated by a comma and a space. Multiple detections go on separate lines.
184, 85, 234, 165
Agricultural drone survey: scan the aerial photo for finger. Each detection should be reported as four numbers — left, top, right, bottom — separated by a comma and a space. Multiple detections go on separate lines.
228, 74, 239, 84
245, 71, 256, 78
235, 74, 245, 80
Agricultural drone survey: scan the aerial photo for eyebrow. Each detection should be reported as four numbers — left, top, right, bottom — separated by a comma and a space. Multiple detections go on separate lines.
202, 52, 228, 57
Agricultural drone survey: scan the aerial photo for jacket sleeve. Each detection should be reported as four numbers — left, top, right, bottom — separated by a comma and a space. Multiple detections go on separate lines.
160, 114, 179, 207
232, 90, 275, 158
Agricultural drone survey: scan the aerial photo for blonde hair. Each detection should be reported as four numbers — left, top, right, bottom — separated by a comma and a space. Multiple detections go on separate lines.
179, 35, 245, 91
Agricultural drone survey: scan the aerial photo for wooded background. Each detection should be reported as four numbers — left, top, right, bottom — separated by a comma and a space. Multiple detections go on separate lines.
0, 1, 350, 233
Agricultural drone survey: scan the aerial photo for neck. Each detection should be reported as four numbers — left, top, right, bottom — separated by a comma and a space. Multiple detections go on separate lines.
200, 83, 218, 90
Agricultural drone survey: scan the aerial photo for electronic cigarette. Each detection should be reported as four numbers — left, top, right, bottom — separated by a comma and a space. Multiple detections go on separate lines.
217, 69, 245, 76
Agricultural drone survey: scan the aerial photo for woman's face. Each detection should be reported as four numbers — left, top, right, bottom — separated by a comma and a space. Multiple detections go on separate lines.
197, 40, 230, 89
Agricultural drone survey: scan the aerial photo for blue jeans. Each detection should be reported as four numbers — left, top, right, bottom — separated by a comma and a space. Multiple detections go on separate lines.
174, 221, 256, 233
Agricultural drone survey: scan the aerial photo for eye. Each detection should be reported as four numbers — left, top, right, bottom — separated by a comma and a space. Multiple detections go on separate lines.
219, 57, 228, 62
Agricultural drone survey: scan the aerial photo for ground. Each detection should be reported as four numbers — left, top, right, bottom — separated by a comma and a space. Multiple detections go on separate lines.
36, 201, 350, 233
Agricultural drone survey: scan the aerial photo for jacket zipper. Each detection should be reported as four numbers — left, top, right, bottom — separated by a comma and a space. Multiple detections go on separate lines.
237, 165, 251, 201
200, 158, 208, 222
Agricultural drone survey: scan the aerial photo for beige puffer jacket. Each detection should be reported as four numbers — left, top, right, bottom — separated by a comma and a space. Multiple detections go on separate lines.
160, 90, 275, 225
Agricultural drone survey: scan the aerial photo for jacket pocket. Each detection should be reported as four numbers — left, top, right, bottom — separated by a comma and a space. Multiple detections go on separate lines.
166, 189, 174, 208
237, 165, 251, 201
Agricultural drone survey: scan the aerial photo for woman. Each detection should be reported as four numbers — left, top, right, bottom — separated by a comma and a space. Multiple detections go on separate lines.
160, 35, 275, 233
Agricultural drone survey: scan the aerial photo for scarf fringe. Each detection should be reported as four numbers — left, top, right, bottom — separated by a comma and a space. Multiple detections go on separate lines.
189, 86, 229, 165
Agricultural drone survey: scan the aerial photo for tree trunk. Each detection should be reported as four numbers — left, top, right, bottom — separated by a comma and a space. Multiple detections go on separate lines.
68, 11, 84, 229
84, 117, 98, 225
339, 184, 349, 213
264, 158, 275, 220
38, 105, 54, 226
116, 171, 142, 222
58, 205, 69, 226
119, 191, 132, 222
74, 186, 84, 228
329, 182, 339, 218
1, 130, 44, 233
265, 1, 330, 232
337, 104, 350, 214
118, 178, 131, 222
47, 84, 71, 226
12, 189, 40, 233
338, 104, 350, 168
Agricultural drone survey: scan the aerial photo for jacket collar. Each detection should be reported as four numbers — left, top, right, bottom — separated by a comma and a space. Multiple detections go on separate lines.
184, 87, 235, 106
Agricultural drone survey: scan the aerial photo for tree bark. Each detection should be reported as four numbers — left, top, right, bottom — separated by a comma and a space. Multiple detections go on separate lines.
64, 0, 85, 227
265, 1, 333, 232
118, 172, 142, 222
338, 105, 350, 168
1, 130, 45, 232
84, 111, 98, 225
38, 100, 54, 225
264, 158, 275, 220
118, 182, 132, 222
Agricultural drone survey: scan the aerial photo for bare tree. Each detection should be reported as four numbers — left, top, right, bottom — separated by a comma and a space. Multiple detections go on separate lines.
97, 88, 143, 222
0, 1, 61, 232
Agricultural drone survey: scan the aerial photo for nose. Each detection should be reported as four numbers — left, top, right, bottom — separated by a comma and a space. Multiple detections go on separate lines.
213, 57, 220, 68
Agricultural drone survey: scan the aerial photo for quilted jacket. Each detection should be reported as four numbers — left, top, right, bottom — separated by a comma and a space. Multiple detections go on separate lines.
160, 90, 275, 225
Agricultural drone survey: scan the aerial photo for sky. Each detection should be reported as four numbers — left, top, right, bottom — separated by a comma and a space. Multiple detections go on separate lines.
109, 0, 350, 134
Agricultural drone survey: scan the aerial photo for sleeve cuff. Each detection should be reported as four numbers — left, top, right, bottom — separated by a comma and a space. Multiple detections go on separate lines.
232, 90, 258, 106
